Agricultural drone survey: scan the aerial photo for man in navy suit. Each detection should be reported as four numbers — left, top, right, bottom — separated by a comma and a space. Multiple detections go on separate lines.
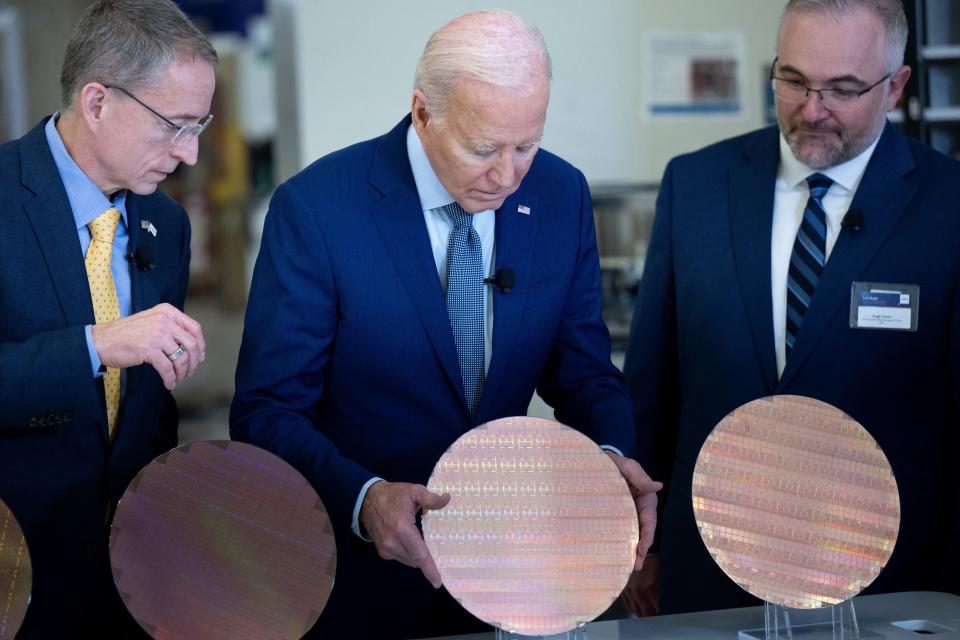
0, 1, 214, 636
623, 0, 960, 617
232, 10, 661, 639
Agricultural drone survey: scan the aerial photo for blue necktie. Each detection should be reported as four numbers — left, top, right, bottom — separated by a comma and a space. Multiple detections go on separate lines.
443, 202, 485, 416
786, 173, 833, 358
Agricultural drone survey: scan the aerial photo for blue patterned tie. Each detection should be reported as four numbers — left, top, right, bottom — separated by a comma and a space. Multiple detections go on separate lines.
443, 202, 485, 416
786, 173, 833, 358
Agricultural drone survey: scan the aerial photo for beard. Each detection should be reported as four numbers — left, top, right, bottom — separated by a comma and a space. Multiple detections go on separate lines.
779, 108, 887, 170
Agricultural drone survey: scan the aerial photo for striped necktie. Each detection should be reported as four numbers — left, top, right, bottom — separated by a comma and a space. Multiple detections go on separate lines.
443, 202, 485, 417
85, 207, 122, 438
786, 174, 832, 358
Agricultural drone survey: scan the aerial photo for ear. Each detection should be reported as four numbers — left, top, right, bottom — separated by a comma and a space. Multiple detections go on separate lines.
411, 89, 432, 137
76, 83, 111, 131
885, 65, 911, 111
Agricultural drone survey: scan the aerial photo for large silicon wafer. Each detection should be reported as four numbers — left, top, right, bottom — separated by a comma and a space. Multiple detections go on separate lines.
0, 499, 31, 640
692, 395, 900, 608
110, 441, 336, 639
424, 417, 638, 636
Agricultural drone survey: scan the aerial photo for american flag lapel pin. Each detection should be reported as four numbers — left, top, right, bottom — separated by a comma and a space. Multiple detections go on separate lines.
141, 220, 158, 237
517, 204, 531, 215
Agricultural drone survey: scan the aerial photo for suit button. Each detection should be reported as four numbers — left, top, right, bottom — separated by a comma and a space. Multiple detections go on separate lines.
83, 542, 97, 556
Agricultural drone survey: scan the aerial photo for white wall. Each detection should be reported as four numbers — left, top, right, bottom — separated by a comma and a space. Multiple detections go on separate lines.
271, 0, 784, 185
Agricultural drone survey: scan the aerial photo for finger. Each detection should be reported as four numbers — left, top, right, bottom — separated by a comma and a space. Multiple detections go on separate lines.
401, 529, 442, 588
605, 452, 663, 495
623, 462, 663, 495
170, 309, 205, 356
635, 497, 659, 566
146, 349, 177, 390
169, 326, 200, 378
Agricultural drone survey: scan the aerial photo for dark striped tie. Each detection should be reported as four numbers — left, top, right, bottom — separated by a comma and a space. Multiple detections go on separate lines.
786, 173, 832, 358
443, 202, 485, 416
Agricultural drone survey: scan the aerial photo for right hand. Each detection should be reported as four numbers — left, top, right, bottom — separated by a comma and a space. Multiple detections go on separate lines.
621, 554, 660, 617
359, 480, 450, 588
90, 302, 205, 390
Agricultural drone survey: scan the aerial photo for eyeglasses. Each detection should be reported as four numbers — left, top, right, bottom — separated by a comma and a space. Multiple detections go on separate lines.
769, 58, 891, 112
106, 85, 213, 146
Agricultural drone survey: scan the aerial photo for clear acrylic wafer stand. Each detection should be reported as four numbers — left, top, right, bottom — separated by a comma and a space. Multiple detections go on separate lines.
738, 600, 862, 640
496, 622, 588, 640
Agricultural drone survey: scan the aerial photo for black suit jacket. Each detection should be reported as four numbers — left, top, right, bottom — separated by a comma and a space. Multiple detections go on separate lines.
0, 118, 191, 637
625, 123, 960, 613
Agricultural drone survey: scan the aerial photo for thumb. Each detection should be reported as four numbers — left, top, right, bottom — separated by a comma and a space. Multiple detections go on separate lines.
416, 487, 451, 511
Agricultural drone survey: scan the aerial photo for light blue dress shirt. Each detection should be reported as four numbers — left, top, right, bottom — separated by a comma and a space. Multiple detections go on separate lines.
44, 115, 131, 376
350, 125, 622, 539
350, 126, 499, 539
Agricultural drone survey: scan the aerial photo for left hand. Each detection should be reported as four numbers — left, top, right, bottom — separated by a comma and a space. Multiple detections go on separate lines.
605, 451, 663, 570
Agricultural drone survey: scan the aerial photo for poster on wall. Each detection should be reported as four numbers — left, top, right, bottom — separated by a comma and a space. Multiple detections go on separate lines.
0, 7, 27, 142
642, 30, 746, 118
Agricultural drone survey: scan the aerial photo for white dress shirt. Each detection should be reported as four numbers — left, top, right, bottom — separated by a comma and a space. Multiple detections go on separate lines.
771, 133, 880, 377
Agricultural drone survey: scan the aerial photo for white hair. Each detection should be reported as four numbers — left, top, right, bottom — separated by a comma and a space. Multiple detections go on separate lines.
414, 10, 552, 118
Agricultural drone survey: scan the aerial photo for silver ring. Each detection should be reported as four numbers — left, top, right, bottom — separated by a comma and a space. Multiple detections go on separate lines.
167, 345, 185, 362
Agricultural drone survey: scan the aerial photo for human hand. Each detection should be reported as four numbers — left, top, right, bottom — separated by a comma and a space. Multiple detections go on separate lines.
604, 451, 663, 570
90, 302, 205, 390
359, 480, 451, 588
621, 554, 660, 616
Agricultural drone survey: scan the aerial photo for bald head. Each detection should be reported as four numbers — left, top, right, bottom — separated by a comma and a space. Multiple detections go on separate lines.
414, 10, 552, 120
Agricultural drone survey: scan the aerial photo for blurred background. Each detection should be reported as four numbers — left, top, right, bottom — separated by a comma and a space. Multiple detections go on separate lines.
0, 0, 954, 442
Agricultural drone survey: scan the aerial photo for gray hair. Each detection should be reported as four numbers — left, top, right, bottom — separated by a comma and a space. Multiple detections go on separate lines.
414, 10, 552, 118
780, 0, 909, 70
60, 0, 218, 109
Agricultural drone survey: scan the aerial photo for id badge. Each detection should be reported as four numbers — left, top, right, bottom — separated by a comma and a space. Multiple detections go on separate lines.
849, 282, 919, 331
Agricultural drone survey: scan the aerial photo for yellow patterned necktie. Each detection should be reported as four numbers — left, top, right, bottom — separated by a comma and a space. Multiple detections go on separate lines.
85, 207, 122, 438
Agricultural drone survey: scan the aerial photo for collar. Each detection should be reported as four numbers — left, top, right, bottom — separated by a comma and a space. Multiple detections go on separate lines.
406, 123, 459, 211
777, 129, 881, 194
44, 114, 127, 231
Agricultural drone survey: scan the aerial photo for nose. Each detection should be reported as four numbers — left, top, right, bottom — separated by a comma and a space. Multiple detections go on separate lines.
487, 152, 515, 189
800, 90, 830, 122
170, 136, 200, 166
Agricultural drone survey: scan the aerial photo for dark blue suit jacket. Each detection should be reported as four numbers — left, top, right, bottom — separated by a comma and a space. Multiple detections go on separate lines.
0, 119, 191, 638
625, 123, 960, 613
231, 116, 633, 637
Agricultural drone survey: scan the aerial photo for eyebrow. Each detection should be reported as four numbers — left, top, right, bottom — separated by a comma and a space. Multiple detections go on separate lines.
776, 63, 867, 86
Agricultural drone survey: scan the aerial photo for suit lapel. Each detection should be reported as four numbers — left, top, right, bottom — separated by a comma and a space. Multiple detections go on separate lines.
19, 122, 96, 330
475, 189, 539, 420
780, 125, 916, 387
368, 118, 465, 409
729, 129, 780, 392
19, 120, 109, 444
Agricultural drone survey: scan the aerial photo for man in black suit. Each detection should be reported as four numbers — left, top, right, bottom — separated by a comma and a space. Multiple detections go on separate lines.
0, 1, 215, 635
623, 0, 960, 616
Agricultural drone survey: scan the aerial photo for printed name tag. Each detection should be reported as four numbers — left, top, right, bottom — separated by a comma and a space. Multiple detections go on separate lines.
849, 282, 919, 331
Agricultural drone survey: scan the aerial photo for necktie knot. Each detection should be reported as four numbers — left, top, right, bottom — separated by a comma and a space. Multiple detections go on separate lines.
89, 207, 121, 244
806, 174, 833, 202
443, 202, 474, 231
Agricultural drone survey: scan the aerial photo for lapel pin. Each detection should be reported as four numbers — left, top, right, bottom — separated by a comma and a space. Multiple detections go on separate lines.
517, 204, 531, 215
141, 220, 158, 237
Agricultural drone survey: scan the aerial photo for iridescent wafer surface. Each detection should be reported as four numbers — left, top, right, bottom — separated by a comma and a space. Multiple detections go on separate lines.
693, 395, 900, 608
424, 417, 638, 636
0, 499, 30, 640
110, 441, 336, 640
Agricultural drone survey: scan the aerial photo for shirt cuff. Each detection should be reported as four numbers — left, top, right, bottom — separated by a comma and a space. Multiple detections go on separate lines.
85, 325, 104, 377
600, 444, 624, 458
351, 476, 384, 542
